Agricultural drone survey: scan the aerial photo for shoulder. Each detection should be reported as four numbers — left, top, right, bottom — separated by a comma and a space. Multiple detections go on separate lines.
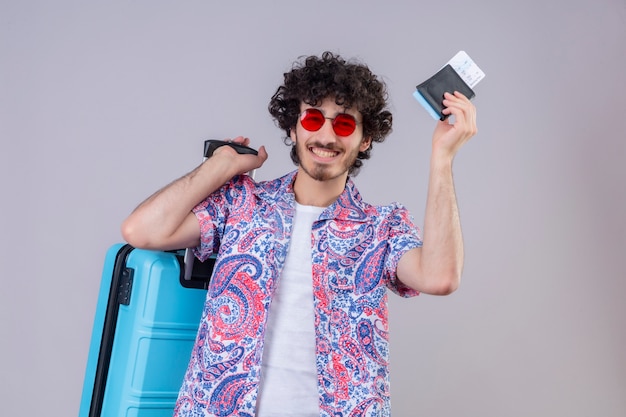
362, 200, 414, 224
345, 178, 411, 217
333, 179, 414, 226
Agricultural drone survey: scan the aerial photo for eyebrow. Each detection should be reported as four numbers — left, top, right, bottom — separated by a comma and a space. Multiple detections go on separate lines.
306, 106, 360, 119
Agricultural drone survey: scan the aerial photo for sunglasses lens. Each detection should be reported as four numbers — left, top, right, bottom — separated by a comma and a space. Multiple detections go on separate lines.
300, 109, 325, 132
332, 114, 357, 136
299, 109, 358, 136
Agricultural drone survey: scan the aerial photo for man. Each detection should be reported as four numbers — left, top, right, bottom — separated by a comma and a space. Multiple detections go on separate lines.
122, 51, 477, 417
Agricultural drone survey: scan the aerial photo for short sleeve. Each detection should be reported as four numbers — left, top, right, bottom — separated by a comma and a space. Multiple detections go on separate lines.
190, 175, 257, 262
191, 192, 224, 262
383, 203, 423, 298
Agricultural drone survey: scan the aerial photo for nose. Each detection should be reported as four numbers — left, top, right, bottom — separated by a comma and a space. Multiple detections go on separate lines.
315, 118, 338, 144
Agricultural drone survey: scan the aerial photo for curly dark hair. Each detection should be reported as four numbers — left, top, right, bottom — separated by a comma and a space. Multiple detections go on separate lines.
268, 51, 393, 175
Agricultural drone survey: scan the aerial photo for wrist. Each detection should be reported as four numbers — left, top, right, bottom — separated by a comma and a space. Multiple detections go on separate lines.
430, 148, 455, 172
200, 152, 242, 178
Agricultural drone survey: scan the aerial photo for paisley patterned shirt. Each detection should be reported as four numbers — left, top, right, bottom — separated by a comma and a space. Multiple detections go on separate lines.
173, 170, 422, 417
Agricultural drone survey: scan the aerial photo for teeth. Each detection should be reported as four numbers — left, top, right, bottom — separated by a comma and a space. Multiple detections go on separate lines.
311, 148, 338, 158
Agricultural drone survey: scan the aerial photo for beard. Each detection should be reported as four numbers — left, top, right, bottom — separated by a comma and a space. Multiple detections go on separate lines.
294, 135, 360, 182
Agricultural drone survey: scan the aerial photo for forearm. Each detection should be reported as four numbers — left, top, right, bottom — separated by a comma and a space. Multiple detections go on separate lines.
121, 156, 236, 250
419, 153, 464, 292
397, 92, 475, 294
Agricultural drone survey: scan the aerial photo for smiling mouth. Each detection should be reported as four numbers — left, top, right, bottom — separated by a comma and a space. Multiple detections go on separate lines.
310, 147, 339, 158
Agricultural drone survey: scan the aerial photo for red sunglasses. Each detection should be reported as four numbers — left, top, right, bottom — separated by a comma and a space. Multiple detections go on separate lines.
299, 108, 361, 137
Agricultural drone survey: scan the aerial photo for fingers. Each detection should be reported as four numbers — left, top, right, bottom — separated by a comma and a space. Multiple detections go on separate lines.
430, 91, 478, 158
220, 136, 268, 166
441, 91, 477, 136
442, 92, 471, 115
256, 145, 269, 162
229, 136, 250, 146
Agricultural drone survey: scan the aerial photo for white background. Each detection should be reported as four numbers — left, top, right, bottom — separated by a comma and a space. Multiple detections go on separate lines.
1, 1, 625, 416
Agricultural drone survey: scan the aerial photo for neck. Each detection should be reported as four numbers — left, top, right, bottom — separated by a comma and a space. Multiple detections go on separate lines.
292, 169, 347, 207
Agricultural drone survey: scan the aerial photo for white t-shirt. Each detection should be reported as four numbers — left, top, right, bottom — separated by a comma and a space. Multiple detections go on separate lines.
255, 203, 325, 417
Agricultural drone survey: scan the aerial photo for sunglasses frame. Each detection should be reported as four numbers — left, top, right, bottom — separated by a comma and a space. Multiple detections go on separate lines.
299, 108, 361, 137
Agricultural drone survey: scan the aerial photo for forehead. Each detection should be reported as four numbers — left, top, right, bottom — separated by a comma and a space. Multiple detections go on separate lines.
301, 97, 361, 117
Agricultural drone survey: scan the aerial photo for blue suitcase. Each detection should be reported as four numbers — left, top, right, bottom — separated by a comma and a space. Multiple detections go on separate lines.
79, 244, 214, 417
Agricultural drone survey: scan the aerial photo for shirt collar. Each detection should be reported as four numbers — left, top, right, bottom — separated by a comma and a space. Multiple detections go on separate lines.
258, 170, 369, 223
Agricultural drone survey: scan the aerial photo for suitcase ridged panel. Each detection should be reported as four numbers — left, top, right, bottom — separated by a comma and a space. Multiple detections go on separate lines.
79, 245, 208, 417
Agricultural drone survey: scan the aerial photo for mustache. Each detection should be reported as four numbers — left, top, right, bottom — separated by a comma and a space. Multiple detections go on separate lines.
292, 133, 342, 152
307, 142, 341, 151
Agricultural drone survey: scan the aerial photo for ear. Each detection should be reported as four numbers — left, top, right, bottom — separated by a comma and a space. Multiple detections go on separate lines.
290, 127, 297, 144
359, 136, 372, 152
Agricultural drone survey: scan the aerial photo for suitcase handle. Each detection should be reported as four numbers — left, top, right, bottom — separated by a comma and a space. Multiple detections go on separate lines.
175, 249, 215, 290
178, 139, 256, 289
183, 248, 195, 281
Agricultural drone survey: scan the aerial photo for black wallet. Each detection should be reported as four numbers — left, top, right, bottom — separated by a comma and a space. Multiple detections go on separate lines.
416, 64, 475, 121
